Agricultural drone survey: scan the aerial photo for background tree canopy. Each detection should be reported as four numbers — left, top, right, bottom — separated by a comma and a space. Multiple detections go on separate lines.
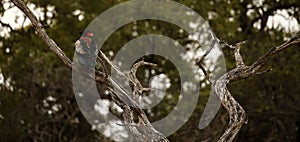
0, 0, 299, 141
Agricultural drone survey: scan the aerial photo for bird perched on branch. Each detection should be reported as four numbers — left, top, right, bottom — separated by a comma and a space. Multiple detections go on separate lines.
74, 31, 98, 72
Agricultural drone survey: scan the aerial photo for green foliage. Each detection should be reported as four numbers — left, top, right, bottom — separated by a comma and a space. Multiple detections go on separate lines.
0, 0, 299, 141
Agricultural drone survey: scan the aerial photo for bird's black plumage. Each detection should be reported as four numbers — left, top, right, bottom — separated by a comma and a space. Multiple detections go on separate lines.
74, 31, 98, 72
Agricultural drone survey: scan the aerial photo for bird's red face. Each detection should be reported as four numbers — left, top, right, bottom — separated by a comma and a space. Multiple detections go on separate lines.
86, 32, 94, 37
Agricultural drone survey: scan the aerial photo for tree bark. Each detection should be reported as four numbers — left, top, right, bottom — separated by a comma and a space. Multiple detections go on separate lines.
214, 38, 300, 141
10, 0, 300, 141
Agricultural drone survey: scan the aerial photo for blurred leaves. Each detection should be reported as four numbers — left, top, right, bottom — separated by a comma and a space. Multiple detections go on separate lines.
0, 0, 299, 141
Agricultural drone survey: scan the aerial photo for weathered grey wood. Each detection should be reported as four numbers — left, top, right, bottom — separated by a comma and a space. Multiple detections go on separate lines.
215, 37, 300, 142
10, 0, 300, 141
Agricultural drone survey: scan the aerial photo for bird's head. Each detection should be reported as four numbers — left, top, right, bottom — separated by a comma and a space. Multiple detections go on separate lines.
80, 31, 94, 37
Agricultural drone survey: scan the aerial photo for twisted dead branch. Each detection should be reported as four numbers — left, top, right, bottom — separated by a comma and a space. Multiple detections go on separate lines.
10, 0, 300, 141
214, 38, 300, 142
10, 0, 168, 141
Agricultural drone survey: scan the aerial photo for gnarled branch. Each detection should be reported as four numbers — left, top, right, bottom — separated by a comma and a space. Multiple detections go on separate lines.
216, 36, 300, 142
9, 0, 300, 141
10, 0, 169, 141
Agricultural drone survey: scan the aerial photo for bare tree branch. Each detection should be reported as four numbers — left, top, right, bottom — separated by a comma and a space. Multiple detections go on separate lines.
251, 36, 300, 72
216, 36, 300, 142
10, 0, 169, 141
129, 59, 156, 99
195, 39, 220, 83
10, 0, 72, 68
0, 20, 15, 33
10, 0, 300, 141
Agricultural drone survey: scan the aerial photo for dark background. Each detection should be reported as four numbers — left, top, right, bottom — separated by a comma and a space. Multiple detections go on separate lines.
0, 0, 299, 141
